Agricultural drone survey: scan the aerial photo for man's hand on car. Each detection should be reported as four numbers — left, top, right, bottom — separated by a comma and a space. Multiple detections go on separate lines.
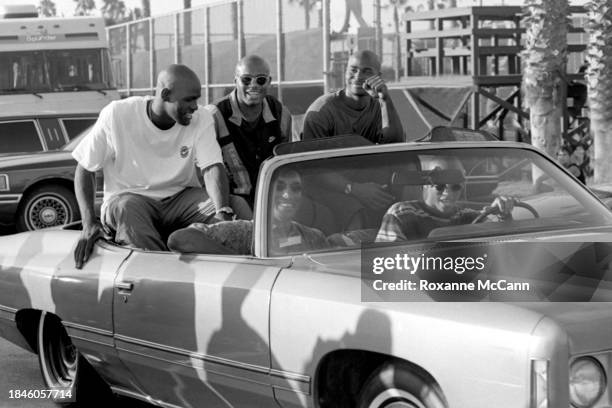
74, 220, 104, 269
352, 182, 395, 211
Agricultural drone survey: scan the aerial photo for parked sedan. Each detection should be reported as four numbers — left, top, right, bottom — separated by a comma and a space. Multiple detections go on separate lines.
0, 131, 102, 232
0, 113, 97, 155
1, 128, 612, 408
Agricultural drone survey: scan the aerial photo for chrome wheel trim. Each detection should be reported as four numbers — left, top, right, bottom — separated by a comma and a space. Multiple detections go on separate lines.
368, 388, 426, 408
27, 193, 71, 230
39, 312, 78, 388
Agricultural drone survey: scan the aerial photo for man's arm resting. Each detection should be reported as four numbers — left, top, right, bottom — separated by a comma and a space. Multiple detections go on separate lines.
74, 164, 102, 269
202, 163, 232, 221
380, 95, 405, 143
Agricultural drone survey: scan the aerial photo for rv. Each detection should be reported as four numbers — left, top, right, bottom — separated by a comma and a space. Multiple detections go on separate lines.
0, 4, 119, 116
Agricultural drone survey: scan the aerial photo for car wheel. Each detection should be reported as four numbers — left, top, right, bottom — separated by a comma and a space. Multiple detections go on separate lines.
17, 185, 80, 232
358, 362, 447, 408
37, 312, 112, 406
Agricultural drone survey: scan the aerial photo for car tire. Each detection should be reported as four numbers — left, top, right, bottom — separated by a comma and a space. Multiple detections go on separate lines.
16, 185, 80, 232
357, 362, 447, 408
37, 312, 112, 406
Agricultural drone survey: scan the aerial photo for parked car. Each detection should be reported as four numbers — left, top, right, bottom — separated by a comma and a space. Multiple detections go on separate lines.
0, 113, 97, 155
1, 128, 612, 408
0, 129, 102, 232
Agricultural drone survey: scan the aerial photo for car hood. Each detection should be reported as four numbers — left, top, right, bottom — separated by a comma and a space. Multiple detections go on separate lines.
300, 226, 612, 352
296, 247, 612, 355
472, 224, 612, 242
0, 150, 75, 170
518, 302, 612, 353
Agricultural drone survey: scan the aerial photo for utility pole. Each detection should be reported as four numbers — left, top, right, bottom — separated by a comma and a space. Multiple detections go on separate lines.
374, 0, 382, 58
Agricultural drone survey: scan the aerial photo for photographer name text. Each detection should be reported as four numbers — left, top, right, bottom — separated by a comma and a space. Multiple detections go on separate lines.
372, 279, 530, 292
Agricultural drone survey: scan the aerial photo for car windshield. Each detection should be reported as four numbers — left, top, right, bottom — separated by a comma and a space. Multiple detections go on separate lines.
266, 146, 612, 256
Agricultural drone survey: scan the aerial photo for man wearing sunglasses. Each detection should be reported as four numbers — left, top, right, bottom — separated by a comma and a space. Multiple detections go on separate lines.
376, 156, 515, 243
205, 55, 292, 209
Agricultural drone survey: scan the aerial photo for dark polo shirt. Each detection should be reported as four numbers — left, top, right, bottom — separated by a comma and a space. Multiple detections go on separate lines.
205, 90, 292, 206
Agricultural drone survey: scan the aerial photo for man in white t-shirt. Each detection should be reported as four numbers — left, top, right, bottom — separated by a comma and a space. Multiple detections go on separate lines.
72, 64, 246, 268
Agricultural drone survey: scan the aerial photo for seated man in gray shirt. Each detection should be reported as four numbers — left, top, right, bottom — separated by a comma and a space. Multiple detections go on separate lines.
302, 49, 404, 144
301, 50, 404, 230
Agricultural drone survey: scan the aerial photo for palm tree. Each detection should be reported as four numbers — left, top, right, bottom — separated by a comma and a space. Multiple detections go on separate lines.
101, 0, 128, 26
521, 0, 569, 160
383, 0, 409, 81
288, 0, 316, 30
74, 0, 95, 16
184, 0, 192, 46
584, 0, 612, 183
38, 0, 57, 17
141, 0, 150, 17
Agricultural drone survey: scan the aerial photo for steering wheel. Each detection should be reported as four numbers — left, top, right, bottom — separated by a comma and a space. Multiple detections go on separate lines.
471, 201, 539, 224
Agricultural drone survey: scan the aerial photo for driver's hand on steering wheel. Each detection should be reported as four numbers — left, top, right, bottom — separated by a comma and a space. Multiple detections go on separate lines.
481, 196, 516, 220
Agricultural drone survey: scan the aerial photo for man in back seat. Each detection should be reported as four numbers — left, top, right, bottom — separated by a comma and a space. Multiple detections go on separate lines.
168, 168, 329, 255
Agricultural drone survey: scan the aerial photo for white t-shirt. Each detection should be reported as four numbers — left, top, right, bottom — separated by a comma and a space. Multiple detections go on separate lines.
72, 96, 222, 210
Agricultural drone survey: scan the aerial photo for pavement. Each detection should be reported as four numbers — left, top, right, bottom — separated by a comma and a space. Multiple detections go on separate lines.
0, 337, 154, 407
0, 338, 50, 408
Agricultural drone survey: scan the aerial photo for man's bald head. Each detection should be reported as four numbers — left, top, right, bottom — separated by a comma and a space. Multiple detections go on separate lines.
156, 64, 201, 94
348, 50, 381, 72
154, 64, 201, 126
235, 55, 271, 77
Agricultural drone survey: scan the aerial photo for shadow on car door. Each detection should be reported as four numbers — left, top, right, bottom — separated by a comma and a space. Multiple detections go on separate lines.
112, 250, 289, 407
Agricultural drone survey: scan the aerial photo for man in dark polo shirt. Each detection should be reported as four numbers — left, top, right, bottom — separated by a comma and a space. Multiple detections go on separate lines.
205, 55, 292, 208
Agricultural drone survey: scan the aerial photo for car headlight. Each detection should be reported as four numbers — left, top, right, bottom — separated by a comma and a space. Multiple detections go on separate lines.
0, 174, 8, 191
570, 357, 606, 408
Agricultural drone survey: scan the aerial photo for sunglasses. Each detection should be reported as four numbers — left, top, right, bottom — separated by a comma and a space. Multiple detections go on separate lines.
275, 182, 302, 193
432, 183, 463, 193
238, 75, 270, 86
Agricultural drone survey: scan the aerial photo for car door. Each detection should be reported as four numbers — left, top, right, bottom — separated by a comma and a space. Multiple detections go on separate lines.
113, 250, 287, 407
45, 239, 142, 393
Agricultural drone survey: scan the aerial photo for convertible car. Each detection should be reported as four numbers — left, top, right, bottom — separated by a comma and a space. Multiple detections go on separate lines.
1, 128, 612, 408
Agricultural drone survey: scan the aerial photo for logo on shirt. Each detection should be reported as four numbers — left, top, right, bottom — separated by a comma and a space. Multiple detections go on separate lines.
268, 136, 276, 143
180, 146, 190, 158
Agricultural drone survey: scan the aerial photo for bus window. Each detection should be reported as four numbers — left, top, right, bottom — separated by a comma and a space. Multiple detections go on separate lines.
0, 52, 47, 92
46, 49, 107, 90
0, 49, 111, 94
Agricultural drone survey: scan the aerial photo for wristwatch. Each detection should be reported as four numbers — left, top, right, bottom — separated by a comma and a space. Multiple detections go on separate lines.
344, 183, 352, 195
216, 206, 234, 216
